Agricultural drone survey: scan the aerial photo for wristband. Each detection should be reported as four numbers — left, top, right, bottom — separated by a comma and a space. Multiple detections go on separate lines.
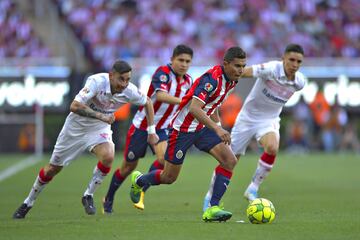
216, 121, 222, 127
147, 125, 156, 134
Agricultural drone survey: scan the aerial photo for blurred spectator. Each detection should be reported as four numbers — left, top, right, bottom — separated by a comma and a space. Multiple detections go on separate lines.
18, 124, 36, 152
339, 121, 360, 153
309, 86, 330, 148
286, 95, 312, 153
321, 97, 348, 152
0, 0, 50, 58
286, 119, 309, 153
54, 0, 360, 69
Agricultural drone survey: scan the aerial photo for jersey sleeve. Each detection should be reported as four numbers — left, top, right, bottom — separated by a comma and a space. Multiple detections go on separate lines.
74, 77, 98, 104
192, 74, 218, 104
295, 72, 307, 91
151, 67, 170, 93
126, 83, 147, 106
252, 61, 277, 80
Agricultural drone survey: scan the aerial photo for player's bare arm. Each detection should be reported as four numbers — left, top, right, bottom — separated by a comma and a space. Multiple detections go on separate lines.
189, 98, 231, 145
143, 97, 159, 146
241, 67, 253, 78
70, 100, 115, 124
156, 91, 181, 105
210, 108, 221, 125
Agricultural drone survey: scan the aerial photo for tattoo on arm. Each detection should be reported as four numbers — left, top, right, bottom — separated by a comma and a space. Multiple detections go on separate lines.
76, 107, 100, 119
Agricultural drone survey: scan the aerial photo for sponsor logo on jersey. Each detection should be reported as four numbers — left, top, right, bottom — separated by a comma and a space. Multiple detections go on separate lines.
100, 133, 109, 140
160, 75, 168, 82
204, 83, 213, 92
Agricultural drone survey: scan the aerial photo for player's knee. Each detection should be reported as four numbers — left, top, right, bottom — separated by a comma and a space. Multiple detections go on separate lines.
265, 144, 278, 155
101, 153, 114, 166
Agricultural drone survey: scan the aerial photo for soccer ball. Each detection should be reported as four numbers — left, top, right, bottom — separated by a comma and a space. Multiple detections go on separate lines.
246, 198, 276, 224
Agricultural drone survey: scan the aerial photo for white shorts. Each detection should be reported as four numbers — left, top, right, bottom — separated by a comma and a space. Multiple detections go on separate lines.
49, 119, 113, 166
231, 119, 280, 156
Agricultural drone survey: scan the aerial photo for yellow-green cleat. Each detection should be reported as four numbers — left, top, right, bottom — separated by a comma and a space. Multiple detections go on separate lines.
133, 191, 145, 210
130, 171, 143, 204
202, 205, 232, 222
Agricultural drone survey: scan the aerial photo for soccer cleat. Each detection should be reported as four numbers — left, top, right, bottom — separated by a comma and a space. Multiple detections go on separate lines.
244, 186, 258, 202
82, 195, 96, 215
133, 191, 145, 210
202, 195, 210, 212
202, 205, 232, 222
102, 197, 113, 214
13, 203, 32, 219
130, 171, 143, 204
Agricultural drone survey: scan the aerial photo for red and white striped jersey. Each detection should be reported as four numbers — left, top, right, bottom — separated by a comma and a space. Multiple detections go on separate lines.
171, 65, 237, 132
132, 64, 193, 130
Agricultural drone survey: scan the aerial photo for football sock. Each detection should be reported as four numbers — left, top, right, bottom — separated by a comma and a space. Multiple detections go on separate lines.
143, 160, 164, 192
84, 161, 110, 196
105, 168, 125, 201
24, 168, 53, 206
136, 170, 162, 188
250, 152, 275, 189
209, 165, 233, 206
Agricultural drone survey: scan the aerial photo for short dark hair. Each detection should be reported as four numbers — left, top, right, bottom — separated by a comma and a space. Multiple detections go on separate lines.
172, 44, 193, 58
224, 47, 246, 62
112, 60, 132, 74
285, 44, 304, 55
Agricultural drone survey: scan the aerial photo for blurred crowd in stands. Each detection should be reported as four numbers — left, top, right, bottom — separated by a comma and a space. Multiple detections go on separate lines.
0, 0, 50, 58
53, 0, 360, 69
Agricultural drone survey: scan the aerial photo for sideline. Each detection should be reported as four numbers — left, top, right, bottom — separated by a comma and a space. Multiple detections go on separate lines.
0, 155, 42, 182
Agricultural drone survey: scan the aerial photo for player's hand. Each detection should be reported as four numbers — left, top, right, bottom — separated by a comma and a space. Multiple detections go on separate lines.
147, 133, 159, 147
214, 126, 231, 145
101, 114, 115, 124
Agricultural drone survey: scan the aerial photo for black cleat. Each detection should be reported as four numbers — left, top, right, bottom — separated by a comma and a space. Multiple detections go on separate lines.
82, 195, 96, 215
102, 197, 113, 214
13, 203, 32, 219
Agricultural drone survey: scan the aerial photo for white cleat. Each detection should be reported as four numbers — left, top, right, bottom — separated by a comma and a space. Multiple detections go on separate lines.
244, 188, 258, 202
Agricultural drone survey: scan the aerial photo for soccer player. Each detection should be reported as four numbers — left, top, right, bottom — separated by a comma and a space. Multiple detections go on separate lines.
203, 44, 306, 211
129, 47, 247, 222
102, 44, 194, 213
13, 60, 159, 219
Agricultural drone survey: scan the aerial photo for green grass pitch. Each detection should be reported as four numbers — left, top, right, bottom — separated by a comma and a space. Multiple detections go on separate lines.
0, 152, 359, 240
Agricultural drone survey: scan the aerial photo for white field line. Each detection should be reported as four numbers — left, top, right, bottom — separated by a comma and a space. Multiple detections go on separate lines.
0, 155, 42, 182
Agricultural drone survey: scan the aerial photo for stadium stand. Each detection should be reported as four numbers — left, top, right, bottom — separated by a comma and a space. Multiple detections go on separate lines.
0, 0, 50, 58
54, 0, 360, 69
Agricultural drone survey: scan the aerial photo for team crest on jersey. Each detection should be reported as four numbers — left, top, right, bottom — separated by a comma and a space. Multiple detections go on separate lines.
204, 83, 213, 92
160, 74, 168, 82
80, 87, 90, 97
128, 151, 135, 160
176, 150, 183, 159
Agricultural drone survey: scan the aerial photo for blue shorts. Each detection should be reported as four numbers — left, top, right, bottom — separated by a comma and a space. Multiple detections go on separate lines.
165, 127, 222, 165
124, 124, 168, 162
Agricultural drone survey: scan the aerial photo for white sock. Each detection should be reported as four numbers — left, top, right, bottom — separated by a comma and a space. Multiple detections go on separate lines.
24, 176, 47, 207
205, 171, 216, 198
84, 166, 107, 196
249, 159, 273, 190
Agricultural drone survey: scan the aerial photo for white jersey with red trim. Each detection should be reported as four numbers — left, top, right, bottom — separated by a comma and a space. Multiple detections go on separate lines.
171, 65, 237, 132
238, 61, 306, 123
132, 64, 192, 130
69, 73, 147, 130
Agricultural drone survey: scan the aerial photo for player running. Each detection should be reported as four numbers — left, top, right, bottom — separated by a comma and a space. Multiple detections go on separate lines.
13, 60, 158, 219
203, 44, 306, 211
129, 47, 247, 222
102, 45, 193, 213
